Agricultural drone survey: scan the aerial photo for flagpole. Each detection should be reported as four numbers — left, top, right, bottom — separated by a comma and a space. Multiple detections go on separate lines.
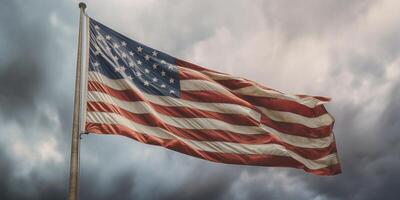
68, 2, 86, 200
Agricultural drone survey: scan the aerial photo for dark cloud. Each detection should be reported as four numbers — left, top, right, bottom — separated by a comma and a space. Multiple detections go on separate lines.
0, 1, 47, 122
79, 169, 136, 200
163, 165, 239, 200
1, 0, 400, 200
0, 144, 66, 200
0, 59, 44, 121
0, 147, 13, 198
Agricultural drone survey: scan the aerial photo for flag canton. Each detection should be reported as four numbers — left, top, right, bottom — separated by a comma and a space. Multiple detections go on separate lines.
88, 18, 180, 97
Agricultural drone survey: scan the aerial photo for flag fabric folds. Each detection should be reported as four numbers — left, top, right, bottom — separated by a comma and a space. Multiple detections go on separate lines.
84, 17, 341, 175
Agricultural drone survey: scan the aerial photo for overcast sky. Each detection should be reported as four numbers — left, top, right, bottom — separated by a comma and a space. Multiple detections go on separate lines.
1, 0, 400, 199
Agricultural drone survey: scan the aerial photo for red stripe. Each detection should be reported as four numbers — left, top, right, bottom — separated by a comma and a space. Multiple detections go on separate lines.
89, 80, 333, 138
214, 79, 254, 90
179, 67, 211, 80
216, 79, 284, 93
180, 90, 255, 109
88, 80, 143, 101
240, 95, 329, 118
86, 122, 341, 175
177, 59, 219, 73
261, 116, 333, 138
86, 103, 337, 160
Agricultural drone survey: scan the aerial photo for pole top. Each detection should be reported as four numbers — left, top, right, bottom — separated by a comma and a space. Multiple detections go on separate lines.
79, 2, 87, 10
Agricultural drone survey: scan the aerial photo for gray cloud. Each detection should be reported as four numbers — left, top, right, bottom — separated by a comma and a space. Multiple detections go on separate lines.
1, 0, 400, 199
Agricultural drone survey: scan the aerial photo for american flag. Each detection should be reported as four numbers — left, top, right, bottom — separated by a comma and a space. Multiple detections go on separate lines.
85, 17, 341, 175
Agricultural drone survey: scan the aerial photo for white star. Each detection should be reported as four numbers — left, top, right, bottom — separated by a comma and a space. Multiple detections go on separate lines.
126, 75, 133, 80
145, 55, 150, 61
169, 78, 175, 83
168, 65, 175, 70
144, 69, 150, 74
106, 46, 111, 51
112, 55, 118, 61
161, 84, 166, 88
137, 46, 143, 52
121, 53, 127, 58
152, 77, 158, 82
92, 61, 100, 67
161, 71, 166, 76
114, 66, 126, 73
94, 50, 101, 56
129, 62, 134, 67
96, 35, 103, 40
152, 50, 158, 56
94, 25, 100, 30
106, 35, 111, 40
152, 64, 158, 69
169, 90, 175, 94
144, 80, 149, 86
136, 72, 142, 77
137, 60, 142, 65
129, 51, 134, 56
121, 41, 127, 47
113, 43, 120, 48
160, 60, 166, 64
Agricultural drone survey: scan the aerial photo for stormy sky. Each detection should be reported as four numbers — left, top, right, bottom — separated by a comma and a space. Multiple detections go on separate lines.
0, 0, 399, 199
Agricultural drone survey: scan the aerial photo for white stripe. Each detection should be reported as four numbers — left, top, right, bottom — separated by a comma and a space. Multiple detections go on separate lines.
87, 111, 339, 170
200, 70, 242, 80
87, 91, 334, 149
257, 106, 334, 128
88, 71, 261, 122
88, 91, 264, 135
179, 67, 238, 96
180, 79, 232, 96
260, 124, 334, 149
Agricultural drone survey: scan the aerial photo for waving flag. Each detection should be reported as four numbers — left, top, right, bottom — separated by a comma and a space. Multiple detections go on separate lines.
85, 17, 341, 175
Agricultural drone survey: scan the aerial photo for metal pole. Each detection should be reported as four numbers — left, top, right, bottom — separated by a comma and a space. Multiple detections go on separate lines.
68, 2, 86, 200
